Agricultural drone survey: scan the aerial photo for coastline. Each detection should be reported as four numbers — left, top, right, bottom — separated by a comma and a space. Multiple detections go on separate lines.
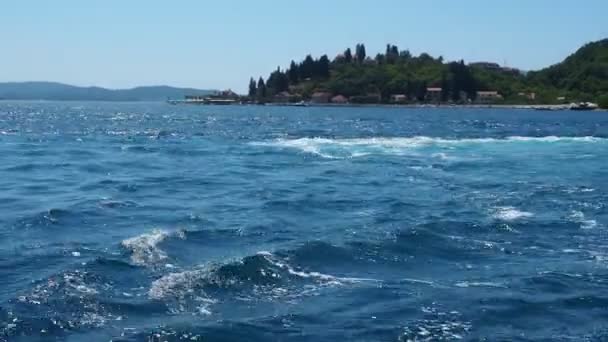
1, 99, 605, 111
251, 102, 608, 111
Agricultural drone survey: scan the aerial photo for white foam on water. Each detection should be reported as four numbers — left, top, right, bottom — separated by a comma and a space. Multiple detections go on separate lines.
431, 152, 450, 160
454, 281, 507, 288
401, 307, 471, 341
11, 270, 118, 332
121, 229, 170, 266
257, 251, 340, 284
148, 269, 217, 316
400, 278, 436, 286
493, 207, 534, 221
257, 251, 379, 285
581, 220, 598, 229
251, 138, 340, 159
148, 251, 379, 309
564, 186, 597, 194
149, 269, 211, 300
506, 136, 602, 143
589, 251, 608, 263
251, 136, 605, 159
568, 210, 599, 229
60, 272, 101, 297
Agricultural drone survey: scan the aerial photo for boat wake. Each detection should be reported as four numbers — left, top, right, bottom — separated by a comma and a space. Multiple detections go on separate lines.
251, 136, 605, 158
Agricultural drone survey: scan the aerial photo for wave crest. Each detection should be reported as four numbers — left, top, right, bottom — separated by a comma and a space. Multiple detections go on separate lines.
121, 230, 171, 266
492, 207, 534, 221
569, 210, 599, 229
148, 250, 375, 316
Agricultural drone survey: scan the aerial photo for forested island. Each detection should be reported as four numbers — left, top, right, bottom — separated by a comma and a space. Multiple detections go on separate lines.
247, 39, 608, 108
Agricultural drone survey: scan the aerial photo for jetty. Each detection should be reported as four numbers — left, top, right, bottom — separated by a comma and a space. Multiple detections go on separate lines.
168, 90, 240, 105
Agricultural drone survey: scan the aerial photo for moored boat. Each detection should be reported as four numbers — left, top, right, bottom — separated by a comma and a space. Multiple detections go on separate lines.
570, 102, 599, 111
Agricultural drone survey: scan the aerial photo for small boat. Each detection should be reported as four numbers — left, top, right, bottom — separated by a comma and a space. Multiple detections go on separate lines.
290, 101, 308, 107
570, 102, 599, 111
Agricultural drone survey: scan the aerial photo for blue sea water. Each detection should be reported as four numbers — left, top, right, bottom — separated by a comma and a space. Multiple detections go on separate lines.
1, 101, 608, 341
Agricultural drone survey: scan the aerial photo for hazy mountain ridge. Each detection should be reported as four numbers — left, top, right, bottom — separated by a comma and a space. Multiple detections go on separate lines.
0, 82, 215, 101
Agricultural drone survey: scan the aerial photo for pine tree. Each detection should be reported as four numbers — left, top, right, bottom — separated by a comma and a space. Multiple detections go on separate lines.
440, 73, 450, 102
318, 55, 330, 78
391, 45, 399, 57
355, 44, 366, 63
248, 78, 257, 97
385, 44, 399, 64
390, 45, 399, 63
257, 77, 267, 99
344, 48, 353, 63
448, 60, 475, 102
360, 44, 366, 62
301, 55, 315, 79
288, 61, 299, 84
266, 67, 289, 95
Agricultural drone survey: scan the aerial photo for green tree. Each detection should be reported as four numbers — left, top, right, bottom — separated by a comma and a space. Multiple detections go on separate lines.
288, 61, 299, 83
386, 44, 399, 64
318, 55, 330, 78
399, 50, 412, 60
448, 60, 475, 101
405, 80, 414, 99
267, 67, 289, 95
248, 77, 257, 97
440, 73, 450, 102
300, 55, 315, 79
355, 44, 366, 63
416, 81, 428, 102
256, 77, 267, 99
598, 94, 608, 109
418, 53, 434, 63
344, 48, 353, 63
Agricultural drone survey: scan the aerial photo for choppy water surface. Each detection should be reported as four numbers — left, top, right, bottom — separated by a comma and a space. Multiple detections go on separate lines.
1, 102, 608, 341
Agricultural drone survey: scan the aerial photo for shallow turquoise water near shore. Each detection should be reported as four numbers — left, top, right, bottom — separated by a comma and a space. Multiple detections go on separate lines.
1, 102, 608, 341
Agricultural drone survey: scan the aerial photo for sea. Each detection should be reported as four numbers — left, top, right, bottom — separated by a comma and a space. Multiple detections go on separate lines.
1, 101, 607, 341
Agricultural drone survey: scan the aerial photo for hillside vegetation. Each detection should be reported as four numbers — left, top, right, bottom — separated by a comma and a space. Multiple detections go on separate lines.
248, 39, 608, 106
528, 39, 608, 102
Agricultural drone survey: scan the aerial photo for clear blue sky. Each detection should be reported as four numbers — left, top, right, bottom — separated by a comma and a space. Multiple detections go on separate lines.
2, 0, 606, 93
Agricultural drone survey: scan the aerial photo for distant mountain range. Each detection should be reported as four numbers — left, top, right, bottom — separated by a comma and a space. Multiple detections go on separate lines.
0, 82, 215, 101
